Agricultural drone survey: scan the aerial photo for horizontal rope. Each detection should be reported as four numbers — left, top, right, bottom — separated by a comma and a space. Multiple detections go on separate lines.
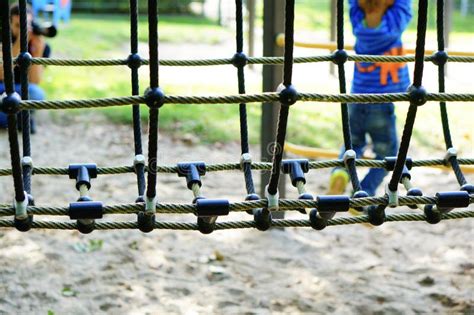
0, 195, 472, 217
18, 92, 474, 110
2, 54, 472, 67
0, 210, 471, 230
0, 158, 472, 177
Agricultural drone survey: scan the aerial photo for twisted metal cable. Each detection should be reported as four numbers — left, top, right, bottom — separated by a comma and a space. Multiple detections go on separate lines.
2, 54, 473, 67
0, 210, 472, 230
0, 158, 472, 177
0, 195, 472, 217
17, 92, 474, 110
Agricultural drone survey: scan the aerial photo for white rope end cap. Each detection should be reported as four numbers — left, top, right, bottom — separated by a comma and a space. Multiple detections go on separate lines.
385, 184, 399, 207
265, 185, 279, 211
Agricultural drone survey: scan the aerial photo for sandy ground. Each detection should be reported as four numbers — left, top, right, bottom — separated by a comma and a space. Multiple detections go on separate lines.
0, 25, 473, 314
0, 111, 473, 315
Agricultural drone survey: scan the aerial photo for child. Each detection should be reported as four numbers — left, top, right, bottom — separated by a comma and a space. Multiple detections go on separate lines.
328, 0, 412, 197
0, 3, 47, 132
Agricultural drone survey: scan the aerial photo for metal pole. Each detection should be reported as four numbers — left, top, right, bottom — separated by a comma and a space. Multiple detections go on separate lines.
261, 0, 285, 218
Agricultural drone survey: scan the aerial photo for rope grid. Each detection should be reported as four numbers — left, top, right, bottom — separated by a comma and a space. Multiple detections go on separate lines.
0, 0, 472, 233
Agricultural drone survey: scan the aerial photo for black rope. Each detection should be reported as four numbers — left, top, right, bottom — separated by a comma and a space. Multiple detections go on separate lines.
1, 1, 15, 94
267, 0, 295, 195
435, 0, 467, 187
1, 1, 26, 202
388, 0, 428, 191
145, 0, 160, 200
129, 0, 146, 197
18, 0, 32, 194
235, 0, 256, 195
336, 0, 360, 191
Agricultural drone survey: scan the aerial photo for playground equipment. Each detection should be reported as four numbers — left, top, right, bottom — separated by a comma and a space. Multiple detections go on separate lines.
0, 0, 473, 234
31, 0, 72, 26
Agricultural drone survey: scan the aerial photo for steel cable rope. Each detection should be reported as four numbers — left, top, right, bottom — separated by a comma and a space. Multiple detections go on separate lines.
3, 54, 473, 67
0, 194, 472, 216
0, 210, 472, 230
0, 158, 473, 177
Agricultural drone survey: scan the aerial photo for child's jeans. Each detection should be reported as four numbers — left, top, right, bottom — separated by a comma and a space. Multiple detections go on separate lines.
338, 102, 399, 196
0, 83, 44, 129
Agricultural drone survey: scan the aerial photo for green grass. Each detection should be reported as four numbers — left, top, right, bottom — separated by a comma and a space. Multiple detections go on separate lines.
39, 10, 472, 152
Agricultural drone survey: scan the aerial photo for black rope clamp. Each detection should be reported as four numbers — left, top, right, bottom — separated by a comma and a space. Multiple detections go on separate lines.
431, 50, 448, 66
384, 156, 413, 171
0, 92, 21, 115
436, 191, 470, 211
231, 52, 248, 68
68, 164, 98, 190
281, 159, 309, 187
177, 162, 206, 190
408, 85, 427, 106
127, 53, 142, 69
317, 195, 350, 213
14, 191, 33, 232
331, 49, 348, 65
144, 87, 165, 108
461, 184, 474, 194
245, 193, 260, 215
16, 52, 32, 72
400, 165, 411, 182
196, 199, 230, 217
69, 195, 103, 234
406, 187, 423, 209
277, 83, 298, 106
69, 201, 103, 220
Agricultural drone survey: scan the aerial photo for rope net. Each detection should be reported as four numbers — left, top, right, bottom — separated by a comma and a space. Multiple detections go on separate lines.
0, 0, 473, 233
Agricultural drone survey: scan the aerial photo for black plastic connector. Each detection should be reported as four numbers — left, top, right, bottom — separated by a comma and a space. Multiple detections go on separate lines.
431, 50, 448, 66
196, 199, 229, 217
281, 159, 309, 186
317, 195, 350, 213
69, 201, 103, 220
331, 49, 348, 65
309, 209, 327, 230
231, 52, 248, 68
177, 162, 206, 190
0, 92, 21, 115
245, 193, 260, 215
278, 84, 298, 106
436, 191, 470, 210
424, 204, 442, 224
144, 87, 165, 108
127, 53, 142, 69
254, 208, 272, 231
406, 187, 423, 209
384, 156, 413, 171
408, 85, 427, 106
368, 205, 385, 226
137, 212, 155, 233
68, 164, 98, 190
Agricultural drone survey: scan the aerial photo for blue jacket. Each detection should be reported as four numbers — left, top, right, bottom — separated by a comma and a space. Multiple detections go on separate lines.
349, 0, 412, 94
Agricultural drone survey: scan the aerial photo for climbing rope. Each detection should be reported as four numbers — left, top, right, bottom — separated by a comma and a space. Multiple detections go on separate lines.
0, 0, 473, 233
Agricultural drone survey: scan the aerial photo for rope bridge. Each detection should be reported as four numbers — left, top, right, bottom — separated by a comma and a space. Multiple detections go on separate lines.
0, 0, 473, 234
